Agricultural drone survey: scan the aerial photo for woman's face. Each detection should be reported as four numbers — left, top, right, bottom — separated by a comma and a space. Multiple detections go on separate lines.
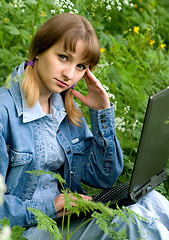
33, 40, 89, 97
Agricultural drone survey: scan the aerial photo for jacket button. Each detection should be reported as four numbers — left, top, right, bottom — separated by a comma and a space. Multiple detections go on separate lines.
101, 119, 107, 123
100, 114, 105, 118
103, 125, 108, 129
67, 150, 71, 154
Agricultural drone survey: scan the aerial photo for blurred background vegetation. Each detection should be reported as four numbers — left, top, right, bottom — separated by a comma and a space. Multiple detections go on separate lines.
0, 0, 169, 198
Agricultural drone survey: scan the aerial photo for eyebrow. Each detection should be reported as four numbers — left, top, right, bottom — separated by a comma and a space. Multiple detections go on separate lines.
63, 50, 90, 67
64, 51, 73, 59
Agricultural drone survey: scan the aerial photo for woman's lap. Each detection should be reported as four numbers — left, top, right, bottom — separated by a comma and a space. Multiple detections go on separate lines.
23, 190, 169, 240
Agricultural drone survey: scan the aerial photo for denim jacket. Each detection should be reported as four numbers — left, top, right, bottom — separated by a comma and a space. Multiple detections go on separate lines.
0, 62, 123, 227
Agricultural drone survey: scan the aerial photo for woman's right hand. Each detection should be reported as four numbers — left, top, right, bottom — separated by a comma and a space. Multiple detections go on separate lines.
54, 193, 92, 217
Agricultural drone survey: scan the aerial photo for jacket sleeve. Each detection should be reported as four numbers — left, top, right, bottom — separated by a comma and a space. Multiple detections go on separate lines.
0, 112, 57, 227
81, 104, 123, 188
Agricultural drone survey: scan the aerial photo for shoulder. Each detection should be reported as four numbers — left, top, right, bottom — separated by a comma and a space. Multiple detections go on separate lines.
0, 85, 8, 95
0, 88, 11, 130
0, 85, 14, 106
0, 84, 17, 122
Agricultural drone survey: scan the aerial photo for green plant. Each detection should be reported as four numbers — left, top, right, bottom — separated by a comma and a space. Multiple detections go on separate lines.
1, 0, 169, 221
0, 217, 28, 240
27, 170, 146, 240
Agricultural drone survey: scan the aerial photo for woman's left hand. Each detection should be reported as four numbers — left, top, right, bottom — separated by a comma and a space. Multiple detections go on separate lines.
71, 69, 110, 110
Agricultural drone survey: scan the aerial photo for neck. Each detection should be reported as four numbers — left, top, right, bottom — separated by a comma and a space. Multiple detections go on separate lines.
39, 96, 50, 114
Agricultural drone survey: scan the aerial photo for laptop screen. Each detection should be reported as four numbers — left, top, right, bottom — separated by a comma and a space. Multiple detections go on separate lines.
129, 87, 169, 198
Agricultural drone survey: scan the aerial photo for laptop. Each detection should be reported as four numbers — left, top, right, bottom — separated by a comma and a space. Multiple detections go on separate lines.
92, 87, 169, 207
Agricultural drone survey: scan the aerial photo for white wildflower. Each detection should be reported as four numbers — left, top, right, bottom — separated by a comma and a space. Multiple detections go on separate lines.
117, 5, 122, 11
11, 0, 25, 11
133, 119, 139, 130
115, 116, 126, 132
124, 105, 130, 115
0, 174, 6, 205
53, 0, 78, 14
74, 9, 78, 14
97, 62, 110, 68
70, 2, 74, 7
123, 0, 129, 5
0, 226, 11, 240
102, 0, 133, 11
55, 0, 60, 4
102, 85, 115, 99
108, 93, 115, 99
106, 5, 111, 10
103, 84, 109, 91
60, 9, 65, 13
50, 9, 56, 14
114, 101, 117, 111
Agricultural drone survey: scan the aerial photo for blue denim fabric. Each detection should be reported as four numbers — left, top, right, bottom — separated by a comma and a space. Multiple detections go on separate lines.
0, 62, 123, 227
23, 190, 169, 240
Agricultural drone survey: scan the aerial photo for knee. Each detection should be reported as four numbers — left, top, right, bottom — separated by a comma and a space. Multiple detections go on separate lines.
140, 190, 168, 206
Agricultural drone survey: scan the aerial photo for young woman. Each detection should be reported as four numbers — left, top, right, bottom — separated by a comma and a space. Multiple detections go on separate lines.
0, 13, 169, 239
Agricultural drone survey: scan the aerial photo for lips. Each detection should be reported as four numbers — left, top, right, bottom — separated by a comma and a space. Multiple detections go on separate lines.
55, 79, 68, 88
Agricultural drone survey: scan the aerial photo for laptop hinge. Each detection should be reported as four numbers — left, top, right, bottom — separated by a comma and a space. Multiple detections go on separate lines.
130, 168, 168, 202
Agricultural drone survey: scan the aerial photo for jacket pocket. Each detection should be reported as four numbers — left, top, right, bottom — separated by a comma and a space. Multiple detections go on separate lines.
9, 148, 33, 167
7, 149, 33, 195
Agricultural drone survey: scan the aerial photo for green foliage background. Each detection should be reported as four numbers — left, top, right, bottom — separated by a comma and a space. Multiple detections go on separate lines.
1, 0, 169, 199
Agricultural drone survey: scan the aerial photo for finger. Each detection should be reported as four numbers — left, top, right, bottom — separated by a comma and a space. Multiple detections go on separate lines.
85, 71, 106, 93
79, 194, 92, 201
84, 69, 99, 86
71, 90, 87, 104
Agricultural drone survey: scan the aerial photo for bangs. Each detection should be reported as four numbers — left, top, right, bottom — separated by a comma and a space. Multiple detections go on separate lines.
62, 30, 100, 68
29, 13, 100, 68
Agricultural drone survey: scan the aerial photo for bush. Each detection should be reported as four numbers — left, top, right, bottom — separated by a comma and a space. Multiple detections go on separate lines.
0, 0, 169, 198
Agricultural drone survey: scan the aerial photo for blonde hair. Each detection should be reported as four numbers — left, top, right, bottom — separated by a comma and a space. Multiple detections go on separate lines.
21, 13, 100, 126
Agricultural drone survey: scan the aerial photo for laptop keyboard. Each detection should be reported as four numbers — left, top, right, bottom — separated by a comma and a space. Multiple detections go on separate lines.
92, 181, 130, 204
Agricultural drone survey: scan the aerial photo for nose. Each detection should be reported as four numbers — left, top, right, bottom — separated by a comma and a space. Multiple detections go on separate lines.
62, 64, 75, 80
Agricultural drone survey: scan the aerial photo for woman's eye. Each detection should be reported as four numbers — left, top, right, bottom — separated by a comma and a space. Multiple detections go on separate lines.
77, 64, 86, 71
58, 55, 68, 61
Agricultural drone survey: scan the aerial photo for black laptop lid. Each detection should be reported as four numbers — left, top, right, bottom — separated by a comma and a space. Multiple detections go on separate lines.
129, 87, 169, 199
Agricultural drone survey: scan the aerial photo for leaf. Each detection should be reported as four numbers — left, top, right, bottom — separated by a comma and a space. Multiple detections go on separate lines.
126, 61, 138, 75
0, 217, 10, 228
27, 208, 62, 240
26, 170, 66, 185
11, 225, 27, 240
4, 25, 20, 35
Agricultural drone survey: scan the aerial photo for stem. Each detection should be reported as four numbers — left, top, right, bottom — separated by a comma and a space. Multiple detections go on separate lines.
49, 231, 53, 240
61, 208, 66, 237
0, 31, 8, 66
68, 217, 93, 239
32, 0, 41, 37
66, 213, 71, 240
